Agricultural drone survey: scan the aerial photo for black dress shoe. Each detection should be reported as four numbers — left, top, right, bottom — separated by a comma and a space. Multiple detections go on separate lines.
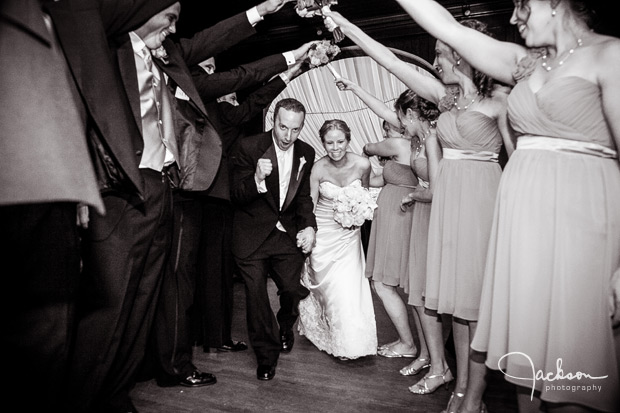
256, 364, 276, 380
180, 370, 217, 387
280, 330, 294, 353
217, 340, 248, 352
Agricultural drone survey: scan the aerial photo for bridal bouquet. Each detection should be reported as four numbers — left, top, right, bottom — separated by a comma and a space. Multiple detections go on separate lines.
333, 186, 377, 229
307, 39, 341, 69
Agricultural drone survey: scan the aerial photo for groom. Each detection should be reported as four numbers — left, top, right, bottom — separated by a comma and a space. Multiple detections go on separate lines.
231, 98, 317, 380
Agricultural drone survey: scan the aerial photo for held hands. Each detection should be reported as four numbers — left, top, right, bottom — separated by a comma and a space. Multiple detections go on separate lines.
296, 226, 316, 254
255, 158, 273, 182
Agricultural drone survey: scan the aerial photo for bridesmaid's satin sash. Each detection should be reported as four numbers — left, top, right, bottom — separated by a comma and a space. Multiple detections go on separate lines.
517, 135, 618, 159
442, 148, 499, 162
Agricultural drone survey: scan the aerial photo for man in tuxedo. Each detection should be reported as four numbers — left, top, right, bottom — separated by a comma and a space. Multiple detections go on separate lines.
189, 47, 314, 357
0, 1, 104, 410
44, 0, 295, 410
149, 45, 311, 388
231, 98, 317, 381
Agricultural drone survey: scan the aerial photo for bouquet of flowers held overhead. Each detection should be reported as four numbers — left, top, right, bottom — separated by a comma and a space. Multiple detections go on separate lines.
296, 0, 345, 43
307, 39, 341, 69
333, 185, 378, 229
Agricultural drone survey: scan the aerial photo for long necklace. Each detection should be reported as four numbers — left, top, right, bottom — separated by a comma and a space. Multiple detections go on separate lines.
541, 38, 582, 71
454, 92, 479, 111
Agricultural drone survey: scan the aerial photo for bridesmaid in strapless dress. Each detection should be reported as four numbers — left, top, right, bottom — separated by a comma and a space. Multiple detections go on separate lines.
391, 0, 620, 411
325, 14, 514, 412
298, 119, 377, 359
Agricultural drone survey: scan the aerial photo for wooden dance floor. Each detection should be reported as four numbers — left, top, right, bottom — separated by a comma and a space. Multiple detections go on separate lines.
132, 279, 518, 412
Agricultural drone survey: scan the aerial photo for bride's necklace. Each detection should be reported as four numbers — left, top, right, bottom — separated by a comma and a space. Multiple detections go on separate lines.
454, 92, 479, 111
541, 38, 583, 71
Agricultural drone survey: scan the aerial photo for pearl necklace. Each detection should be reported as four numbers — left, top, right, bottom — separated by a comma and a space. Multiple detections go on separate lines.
454, 92, 479, 111
541, 38, 582, 71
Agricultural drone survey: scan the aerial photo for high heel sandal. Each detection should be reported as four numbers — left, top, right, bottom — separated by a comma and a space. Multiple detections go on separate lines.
440, 391, 465, 413
408, 367, 454, 395
399, 357, 431, 376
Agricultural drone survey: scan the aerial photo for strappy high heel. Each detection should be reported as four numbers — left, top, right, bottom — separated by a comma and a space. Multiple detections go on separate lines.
399, 357, 431, 376
440, 391, 465, 413
408, 367, 454, 395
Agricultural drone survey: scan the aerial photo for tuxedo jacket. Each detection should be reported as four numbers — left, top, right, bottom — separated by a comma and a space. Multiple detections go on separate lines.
46, 0, 257, 200
231, 132, 317, 259
190, 53, 289, 103
191, 53, 290, 200
0, 0, 102, 212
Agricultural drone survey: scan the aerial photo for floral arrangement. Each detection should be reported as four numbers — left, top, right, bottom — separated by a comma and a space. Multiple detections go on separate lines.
307, 40, 341, 69
333, 185, 377, 229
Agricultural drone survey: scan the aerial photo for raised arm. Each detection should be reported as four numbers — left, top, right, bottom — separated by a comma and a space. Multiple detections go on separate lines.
335, 77, 401, 128
364, 137, 410, 164
393, 0, 526, 85
324, 10, 445, 104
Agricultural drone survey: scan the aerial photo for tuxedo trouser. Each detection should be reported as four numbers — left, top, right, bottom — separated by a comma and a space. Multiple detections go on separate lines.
194, 196, 235, 349
148, 192, 202, 380
0, 202, 79, 411
68, 169, 173, 412
234, 228, 308, 366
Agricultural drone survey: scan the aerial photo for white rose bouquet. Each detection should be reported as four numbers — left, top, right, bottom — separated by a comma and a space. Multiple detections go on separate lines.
333, 185, 377, 229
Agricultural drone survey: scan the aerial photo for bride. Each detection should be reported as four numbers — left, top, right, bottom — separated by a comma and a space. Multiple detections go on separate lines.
298, 119, 378, 359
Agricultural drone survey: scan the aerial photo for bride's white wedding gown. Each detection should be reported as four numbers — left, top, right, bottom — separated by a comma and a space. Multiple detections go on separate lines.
298, 179, 377, 359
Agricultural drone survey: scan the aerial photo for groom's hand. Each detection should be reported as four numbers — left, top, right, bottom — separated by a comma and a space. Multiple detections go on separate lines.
255, 158, 273, 182
296, 227, 316, 254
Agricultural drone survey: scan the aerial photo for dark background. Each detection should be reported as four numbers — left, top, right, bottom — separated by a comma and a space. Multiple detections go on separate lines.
175, 0, 619, 71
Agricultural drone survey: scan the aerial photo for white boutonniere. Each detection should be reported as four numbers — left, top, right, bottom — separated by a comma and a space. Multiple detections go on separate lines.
151, 45, 169, 65
297, 156, 307, 180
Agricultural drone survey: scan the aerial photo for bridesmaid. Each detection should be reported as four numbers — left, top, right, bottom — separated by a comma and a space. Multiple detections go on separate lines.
393, 1, 620, 412
323, 11, 514, 413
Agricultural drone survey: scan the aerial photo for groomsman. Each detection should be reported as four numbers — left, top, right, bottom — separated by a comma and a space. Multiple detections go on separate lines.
1, 0, 104, 410
45, 0, 295, 410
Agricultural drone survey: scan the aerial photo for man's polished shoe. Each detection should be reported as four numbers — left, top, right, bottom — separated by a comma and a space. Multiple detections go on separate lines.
256, 364, 276, 381
180, 370, 217, 387
217, 340, 248, 352
158, 370, 216, 387
280, 330, 294, 353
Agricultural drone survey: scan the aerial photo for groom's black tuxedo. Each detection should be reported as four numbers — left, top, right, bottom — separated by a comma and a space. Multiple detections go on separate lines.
231, 132, 316, 258
231, 131, 316, 367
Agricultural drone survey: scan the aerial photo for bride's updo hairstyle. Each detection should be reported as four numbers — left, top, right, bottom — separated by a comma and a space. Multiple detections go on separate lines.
319, 119, 352, 143
394, 89, 440, 124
